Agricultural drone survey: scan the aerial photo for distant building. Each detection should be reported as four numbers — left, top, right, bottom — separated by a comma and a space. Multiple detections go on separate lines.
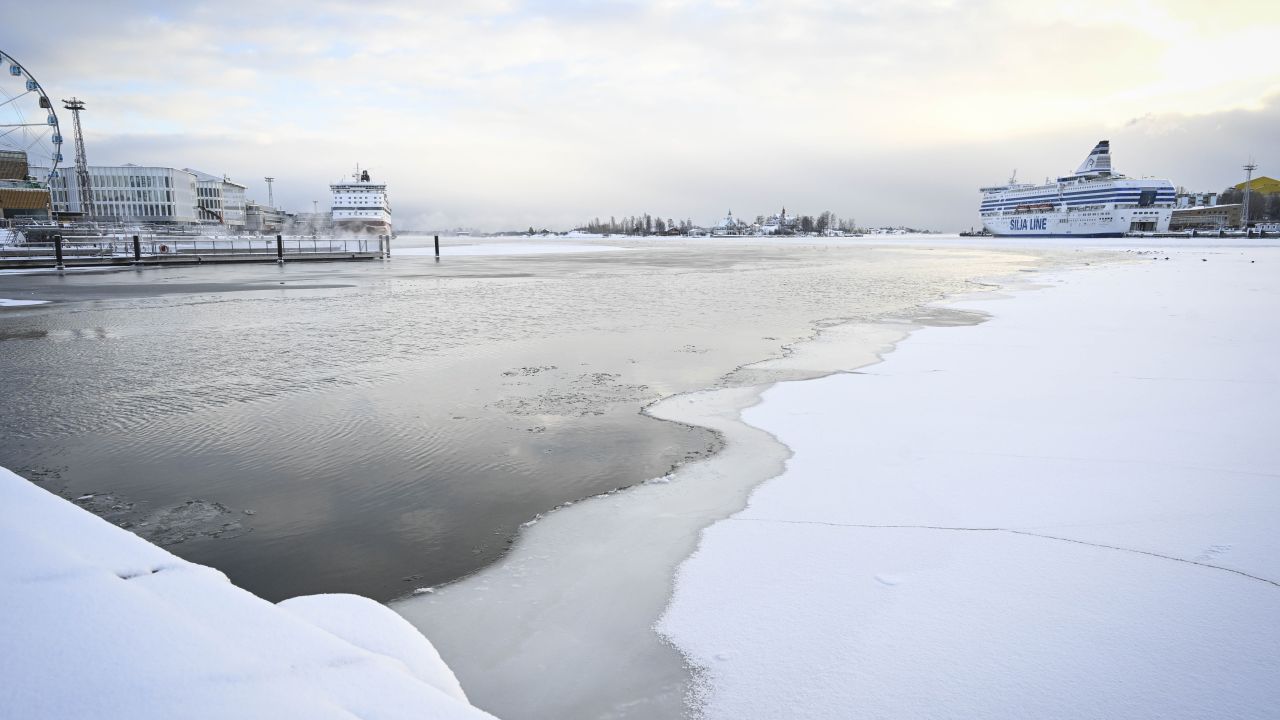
32, 163, 199, 223
244, 201, 290, 234
186, 170, 247, 228
1169, 203, 1242, 230
1175, 190, 1218, 209
711, 209, 744, 236
1233, 176, 1280, 195
0, 150, 51, 220
288, 211, 332, 236
760, 207, 798, 235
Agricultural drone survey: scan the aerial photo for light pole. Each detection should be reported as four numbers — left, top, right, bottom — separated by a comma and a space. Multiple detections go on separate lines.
264, 177, 275, 209
1241, 161, 1257, 229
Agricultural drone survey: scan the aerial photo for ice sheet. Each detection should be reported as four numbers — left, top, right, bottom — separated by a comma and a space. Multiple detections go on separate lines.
660, 247, 1280, 718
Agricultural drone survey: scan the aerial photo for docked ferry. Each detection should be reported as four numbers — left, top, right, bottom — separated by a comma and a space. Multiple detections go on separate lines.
330, 167, 392, 234
979, 141, 1174, 237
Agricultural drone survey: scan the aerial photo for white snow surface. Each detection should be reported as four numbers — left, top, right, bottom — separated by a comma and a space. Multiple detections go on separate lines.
394, 242, 623, 257
0, 467, 495, 720
660, 248, 1280, 719
0, 298, 49, 306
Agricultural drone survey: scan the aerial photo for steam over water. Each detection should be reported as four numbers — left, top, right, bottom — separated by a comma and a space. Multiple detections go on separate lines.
0, 236, 1048, 602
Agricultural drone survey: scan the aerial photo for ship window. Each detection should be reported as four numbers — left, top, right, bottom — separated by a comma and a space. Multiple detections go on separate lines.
1138, 190, 1157, 207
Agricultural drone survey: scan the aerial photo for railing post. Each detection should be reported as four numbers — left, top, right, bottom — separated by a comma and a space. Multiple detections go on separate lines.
434, 234, 439, 261
276, 234, 284, 264
132, 234, 141, 263
54, 234, 65, 271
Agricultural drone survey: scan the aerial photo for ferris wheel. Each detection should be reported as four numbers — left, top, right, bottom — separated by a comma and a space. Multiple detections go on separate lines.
0, 49, 62, 186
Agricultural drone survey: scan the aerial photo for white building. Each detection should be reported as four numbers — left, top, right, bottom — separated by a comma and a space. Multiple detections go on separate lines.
186, 170, 247, 228
32, 164, 200, 223
330, 168, 391, 234
711, 209, 744, 236
1176, 190, 1219, 209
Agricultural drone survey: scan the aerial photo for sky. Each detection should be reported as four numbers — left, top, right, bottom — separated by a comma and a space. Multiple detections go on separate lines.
5, 0, 1279, 231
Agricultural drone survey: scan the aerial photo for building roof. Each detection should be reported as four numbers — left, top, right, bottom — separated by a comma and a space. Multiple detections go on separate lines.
1233, 176, 1280, 194
184, 168, 247, 189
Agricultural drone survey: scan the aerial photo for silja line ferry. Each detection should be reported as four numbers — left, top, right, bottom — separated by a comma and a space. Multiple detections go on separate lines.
980, 141, 1174, 237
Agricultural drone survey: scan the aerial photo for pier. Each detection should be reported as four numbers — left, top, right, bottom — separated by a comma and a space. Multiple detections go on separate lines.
0, 234, 385, 270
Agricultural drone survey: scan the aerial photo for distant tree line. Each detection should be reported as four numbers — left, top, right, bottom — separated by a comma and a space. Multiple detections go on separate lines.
576, 209, 859, 235
577, 215, 697, 235
1218, 187, 1280, 222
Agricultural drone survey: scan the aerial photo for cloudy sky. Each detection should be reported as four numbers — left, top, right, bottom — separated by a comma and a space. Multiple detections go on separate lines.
6, 0, 1279, 230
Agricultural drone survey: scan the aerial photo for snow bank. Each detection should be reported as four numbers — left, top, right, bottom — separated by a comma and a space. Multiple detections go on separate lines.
0, 467, 495, 720
660, 248, 1280, 718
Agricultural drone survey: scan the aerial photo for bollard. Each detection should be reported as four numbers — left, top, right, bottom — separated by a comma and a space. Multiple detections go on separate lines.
434, 234, 440, 261
276, 234, 284, 264
53, 234, 65, 271
132, 234, 141, 263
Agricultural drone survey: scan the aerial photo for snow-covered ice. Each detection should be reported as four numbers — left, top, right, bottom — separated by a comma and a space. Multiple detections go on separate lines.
393, 242, 623, 257
0, 467, 495, 720
659, 247, 1280, 718
0, 298, 48, 307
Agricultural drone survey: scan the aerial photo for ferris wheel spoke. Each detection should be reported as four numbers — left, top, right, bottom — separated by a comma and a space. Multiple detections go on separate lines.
0, 89, 33, 109
0, 122, 51, 128
19, 125, 51, 152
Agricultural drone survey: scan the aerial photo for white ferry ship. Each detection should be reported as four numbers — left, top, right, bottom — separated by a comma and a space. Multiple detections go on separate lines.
330, 167, 391, 234
980, 141, 1174, 237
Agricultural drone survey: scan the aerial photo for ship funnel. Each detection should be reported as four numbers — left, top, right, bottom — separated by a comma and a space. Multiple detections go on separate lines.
1074, 140, 1112, 176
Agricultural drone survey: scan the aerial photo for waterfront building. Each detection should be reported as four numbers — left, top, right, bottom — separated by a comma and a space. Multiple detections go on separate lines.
288, 211, 332, 236
711, 209, 744, 236
244, 201, 290, 234
1168, 203, 1242, 231
0, 150, 51, 220
1232, 176, 1280, 195
32, 163, 199, 223
760, 207, 799, 235
186, 170, 247, 228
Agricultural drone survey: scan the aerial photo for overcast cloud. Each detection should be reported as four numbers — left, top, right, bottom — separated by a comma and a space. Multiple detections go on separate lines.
6, 0, 1278, 230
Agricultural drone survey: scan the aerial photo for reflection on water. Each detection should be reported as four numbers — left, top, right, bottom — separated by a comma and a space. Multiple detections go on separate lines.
0, 237, 1044, 601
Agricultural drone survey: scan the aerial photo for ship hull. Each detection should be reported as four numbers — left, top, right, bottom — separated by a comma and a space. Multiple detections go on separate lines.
333, 219, 392, 235
981, 208, 1171, 237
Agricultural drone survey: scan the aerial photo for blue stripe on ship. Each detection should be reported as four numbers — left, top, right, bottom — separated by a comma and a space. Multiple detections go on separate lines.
981, 190, 1174, 203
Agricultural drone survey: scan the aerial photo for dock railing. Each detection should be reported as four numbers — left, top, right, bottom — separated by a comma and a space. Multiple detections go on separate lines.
0, 234, 376, 261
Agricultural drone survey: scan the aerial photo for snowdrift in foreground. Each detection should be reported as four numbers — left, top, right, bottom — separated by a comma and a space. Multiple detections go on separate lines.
660, 248, 1280, 719
0, 467, 495, 720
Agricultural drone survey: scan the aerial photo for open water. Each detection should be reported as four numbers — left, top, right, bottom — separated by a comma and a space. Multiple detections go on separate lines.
0, 235, 1049, 603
